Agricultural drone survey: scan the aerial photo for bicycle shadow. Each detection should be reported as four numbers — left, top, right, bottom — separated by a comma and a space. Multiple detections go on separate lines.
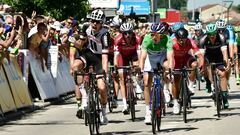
190, 105, 212, 109
101, 130, 142, 135
187, 117, 218, 123
126, 117, 144, 122
108, 120, 125, 124
157, 127, 198, 133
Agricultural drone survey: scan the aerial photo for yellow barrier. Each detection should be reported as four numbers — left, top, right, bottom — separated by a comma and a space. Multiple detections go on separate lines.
2, 56, 33, 109
0, 65, 17, 113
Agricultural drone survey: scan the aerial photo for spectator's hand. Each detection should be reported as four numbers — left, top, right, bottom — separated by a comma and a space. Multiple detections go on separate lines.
31, 11, 36, 19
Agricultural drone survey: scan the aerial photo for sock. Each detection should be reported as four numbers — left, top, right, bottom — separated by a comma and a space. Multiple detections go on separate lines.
76, 98, 81, 110
102, 106, 106, 116
79, 84, 87, 106
122, 98, 127, 109
163, 83, 169, 90
146, 105, 150, 113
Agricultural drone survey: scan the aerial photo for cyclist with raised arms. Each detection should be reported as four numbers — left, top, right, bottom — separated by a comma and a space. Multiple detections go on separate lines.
140, 22, 174, 124
113, 22, 142, 114
171, 28, 204, 114
199, 23, 230, 109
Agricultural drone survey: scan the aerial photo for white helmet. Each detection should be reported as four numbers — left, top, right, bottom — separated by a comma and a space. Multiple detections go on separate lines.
120, 22, 133, 32
111, 15, 122, 26
194, 22, 202, 30
90, 9, 105, 22
216, 19, 226, 29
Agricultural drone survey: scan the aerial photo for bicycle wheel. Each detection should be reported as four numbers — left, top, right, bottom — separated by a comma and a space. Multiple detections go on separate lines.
182, 79, 188, 123
108, 89, 113, 113
95, 91, 100, 134
214, 75, 221, 118
128, 83, 136, 122
157, 88, 163, 131
151, 88, 157, 134
88, 91, 96, 135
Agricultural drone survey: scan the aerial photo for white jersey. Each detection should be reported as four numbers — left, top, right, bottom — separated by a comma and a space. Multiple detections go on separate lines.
86, 26, 110, 54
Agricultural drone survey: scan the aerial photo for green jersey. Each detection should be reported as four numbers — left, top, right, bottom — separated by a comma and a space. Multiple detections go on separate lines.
141, 34, 173, 55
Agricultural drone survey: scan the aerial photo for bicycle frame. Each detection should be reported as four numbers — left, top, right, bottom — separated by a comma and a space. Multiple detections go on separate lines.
150, 66, 165, 134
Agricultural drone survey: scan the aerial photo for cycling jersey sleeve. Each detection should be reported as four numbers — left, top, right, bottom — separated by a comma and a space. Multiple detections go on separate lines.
141, 34, 152, 51
166, 36, 173, 52
227, 29, 235, 45
199, 34, 207, 49
101, 32, 110, 54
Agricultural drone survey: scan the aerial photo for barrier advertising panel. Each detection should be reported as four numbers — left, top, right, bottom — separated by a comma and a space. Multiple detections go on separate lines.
0, 65, 17, 113
29, 53, 58, 100
2, 57, 33, 109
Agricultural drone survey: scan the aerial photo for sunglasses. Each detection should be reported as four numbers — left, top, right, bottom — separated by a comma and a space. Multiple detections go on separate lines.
150, 32, 161, 37
207, 32, 216, 36
123, 31, 133, 35
91, 19, 101, 24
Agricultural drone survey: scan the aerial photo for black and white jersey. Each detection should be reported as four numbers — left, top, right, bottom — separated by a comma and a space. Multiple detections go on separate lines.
86, 26, 110, 54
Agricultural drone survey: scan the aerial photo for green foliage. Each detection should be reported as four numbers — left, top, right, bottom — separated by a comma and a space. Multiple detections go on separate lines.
157, 0, 187, 10
2, 0, 90, 20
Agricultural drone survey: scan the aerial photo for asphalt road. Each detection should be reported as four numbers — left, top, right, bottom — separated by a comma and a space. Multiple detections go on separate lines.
0, 76, 240, 135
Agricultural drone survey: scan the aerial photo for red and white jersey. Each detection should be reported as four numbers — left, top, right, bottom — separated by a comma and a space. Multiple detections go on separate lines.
114, 33, 142, 56
172, 38, 200, 59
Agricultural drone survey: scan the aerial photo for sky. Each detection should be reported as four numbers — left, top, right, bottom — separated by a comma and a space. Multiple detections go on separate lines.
187, 0, 240, 10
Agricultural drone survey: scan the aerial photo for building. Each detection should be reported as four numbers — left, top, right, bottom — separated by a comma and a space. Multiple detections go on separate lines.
189, 4, 240, 24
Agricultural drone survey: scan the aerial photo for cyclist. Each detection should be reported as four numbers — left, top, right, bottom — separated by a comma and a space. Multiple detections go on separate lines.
73, 9, 110, 124
192, 22, 205, 46
69, 32, 88, 119
199, 23, 230, 109
235, 26, 240, 85
113, 22, 142, 114
171, 28, 204, 114
170, 22, 184, 38
140, 22, 174, 124
216, 20, 234, 87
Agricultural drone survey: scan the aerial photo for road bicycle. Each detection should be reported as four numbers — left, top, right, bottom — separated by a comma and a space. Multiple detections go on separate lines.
173, 67, 193, 123
150, 64, 165, 134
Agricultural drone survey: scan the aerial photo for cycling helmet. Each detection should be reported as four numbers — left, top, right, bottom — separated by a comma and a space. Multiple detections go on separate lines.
120, 22, 133, 32
175, 28, 188, 39
90, 9, 105, 22
234, 26, 240, 32
111, 15, 122, 27
206, 23, 217, 34
150, 22, 169, 34
226, 25, 233, 31
216, 19, 226, 29
194, 22, 202, 30
171, 22, 184, 32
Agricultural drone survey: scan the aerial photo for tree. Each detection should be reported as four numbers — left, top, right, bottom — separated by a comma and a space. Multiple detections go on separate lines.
157, 0, 187, 10
233, 4, 240, 13
2, 0, 90, 20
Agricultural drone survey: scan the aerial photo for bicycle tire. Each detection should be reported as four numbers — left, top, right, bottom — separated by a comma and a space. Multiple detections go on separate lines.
88, 91, 96, 135
214, 75, 221, 118
182, 79, 188, 123
84, 110, 88, 126
157, 89, 163, 131
95, 91, 100, 135
128, 83, 136, 122
108, 89, 113, 113
151, 87, 157, 134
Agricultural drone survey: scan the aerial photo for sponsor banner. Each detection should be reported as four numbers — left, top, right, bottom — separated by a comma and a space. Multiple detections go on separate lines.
0, 65, 17, 113
47, 46, 59, 79
17, 49, 30, 85
58, 56, 75, 93
118, 0, 150, 15
29, 53, 58, 100
2, 57, 33, 109
88, 0, 119, 8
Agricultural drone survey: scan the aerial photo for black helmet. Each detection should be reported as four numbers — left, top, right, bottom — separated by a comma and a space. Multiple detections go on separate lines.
175, 28, 188, 39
